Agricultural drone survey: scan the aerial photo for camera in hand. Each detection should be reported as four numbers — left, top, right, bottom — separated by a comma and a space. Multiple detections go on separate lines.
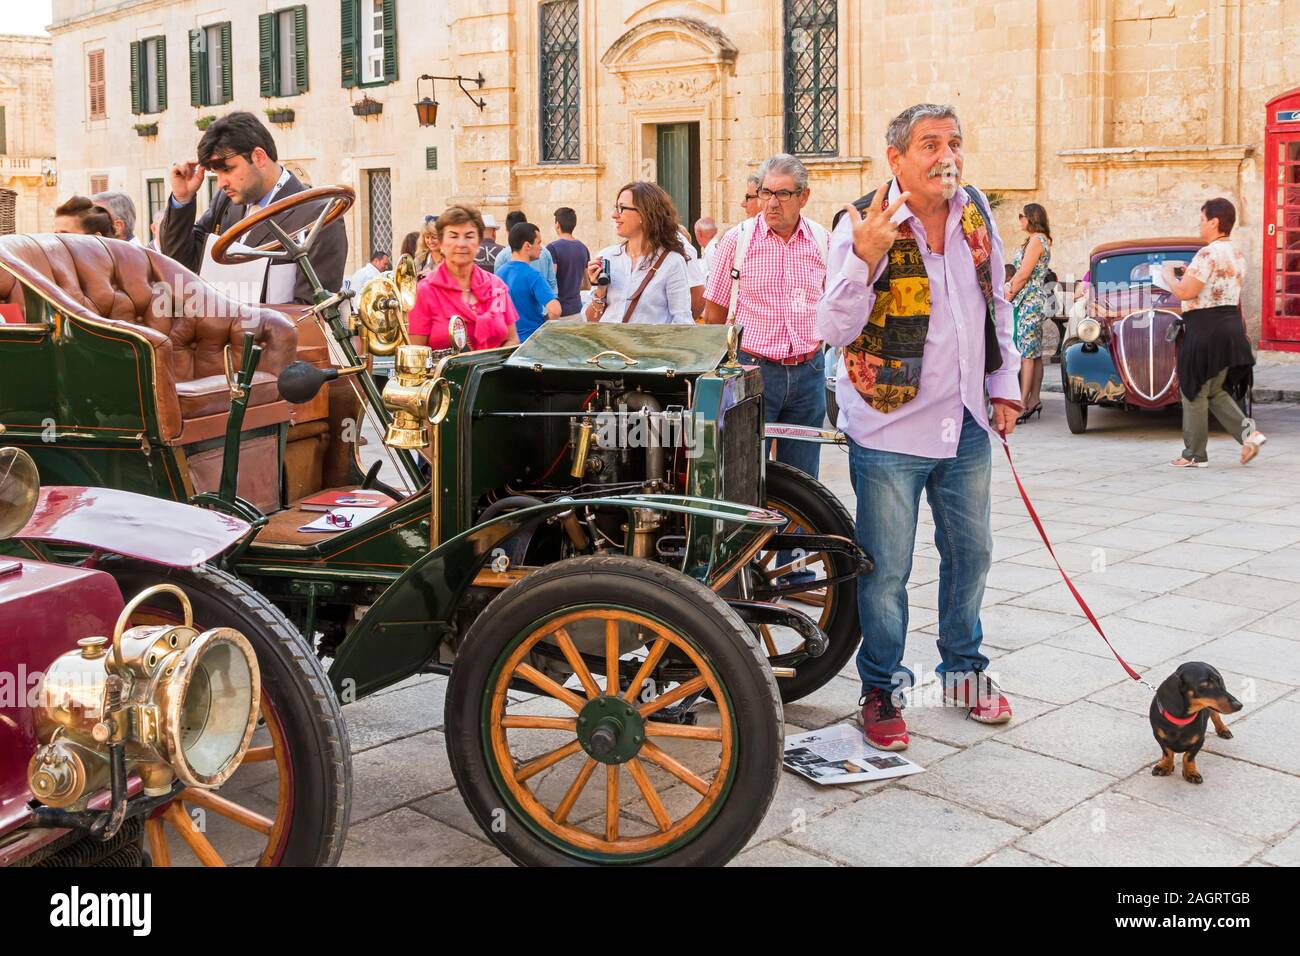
597, 258, 611, 286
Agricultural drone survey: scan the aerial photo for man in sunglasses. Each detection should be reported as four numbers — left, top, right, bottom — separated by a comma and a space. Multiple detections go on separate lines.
161, 111, 347, 303
704, 154, 831, 481
740, 174, 763, 219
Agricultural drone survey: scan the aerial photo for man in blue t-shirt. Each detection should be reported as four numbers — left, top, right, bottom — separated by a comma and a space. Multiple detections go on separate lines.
497, 222, 560, 341
547, 207, 591, 320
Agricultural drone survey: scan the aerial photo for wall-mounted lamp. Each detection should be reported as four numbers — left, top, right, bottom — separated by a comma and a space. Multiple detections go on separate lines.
415, 73, 486, 128
41, 162, 57, 188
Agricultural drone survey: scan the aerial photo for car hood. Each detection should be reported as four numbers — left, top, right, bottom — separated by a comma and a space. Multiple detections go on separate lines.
506, 323, 730, 376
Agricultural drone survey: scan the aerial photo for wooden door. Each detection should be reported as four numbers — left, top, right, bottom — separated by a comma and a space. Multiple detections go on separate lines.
1263, 88, 1300, 349
655, 123, 701, 245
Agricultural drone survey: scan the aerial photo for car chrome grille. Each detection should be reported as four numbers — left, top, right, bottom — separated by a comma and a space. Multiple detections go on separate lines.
721, 397, 762, 506
1113, 309, 1179, 402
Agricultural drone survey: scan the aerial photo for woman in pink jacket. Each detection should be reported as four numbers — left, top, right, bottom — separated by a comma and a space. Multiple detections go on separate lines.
408, 204, 520, 350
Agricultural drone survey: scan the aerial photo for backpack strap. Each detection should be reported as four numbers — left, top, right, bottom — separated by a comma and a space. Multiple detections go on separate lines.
726, 216, 758, 324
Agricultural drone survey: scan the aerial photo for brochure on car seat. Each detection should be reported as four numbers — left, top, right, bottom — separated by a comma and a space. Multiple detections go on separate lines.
298, 507, 387, 533
783, 724, 925, 785
299, 489, 397, 512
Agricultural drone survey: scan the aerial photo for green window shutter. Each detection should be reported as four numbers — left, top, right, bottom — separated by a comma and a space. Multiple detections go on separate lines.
294, 6, 309, 94
188, 29, 203, 106
155, 36, 167, 111
425, 147, 437, 170
129, 40, 142, 114
381, 0, 397, 83
259, 14, 276, 97
340, 0, 357, 89
220, 22, 232, 102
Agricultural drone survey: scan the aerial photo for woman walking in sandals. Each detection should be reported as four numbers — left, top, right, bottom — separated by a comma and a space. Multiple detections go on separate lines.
1161, 198, 1266, 468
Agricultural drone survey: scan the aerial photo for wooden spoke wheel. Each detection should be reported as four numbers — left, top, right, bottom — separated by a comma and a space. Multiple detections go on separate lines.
101, 559, 351, 867
755, 460, 861, 703
446, 556, 782, 866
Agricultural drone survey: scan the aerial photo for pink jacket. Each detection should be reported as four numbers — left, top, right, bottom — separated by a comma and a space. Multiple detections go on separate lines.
408, 263, 518, 349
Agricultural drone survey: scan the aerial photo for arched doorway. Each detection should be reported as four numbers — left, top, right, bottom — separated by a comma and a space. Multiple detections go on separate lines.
1262, 88, 1300, 350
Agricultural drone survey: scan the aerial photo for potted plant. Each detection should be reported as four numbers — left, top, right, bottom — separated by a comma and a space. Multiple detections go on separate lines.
265, 107, 295, 125
352, 96, 382, 118
133, 122, 158, 137
195, 115, 217, 131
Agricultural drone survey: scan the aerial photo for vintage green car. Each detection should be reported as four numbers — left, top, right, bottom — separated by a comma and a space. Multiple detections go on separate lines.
0, 186, 868, 865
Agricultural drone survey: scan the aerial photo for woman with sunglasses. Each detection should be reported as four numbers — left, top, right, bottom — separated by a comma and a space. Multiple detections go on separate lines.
585, 182, 693, 325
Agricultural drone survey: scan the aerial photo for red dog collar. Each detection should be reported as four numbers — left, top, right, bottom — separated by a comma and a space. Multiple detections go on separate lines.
1161, 708, 1198, 727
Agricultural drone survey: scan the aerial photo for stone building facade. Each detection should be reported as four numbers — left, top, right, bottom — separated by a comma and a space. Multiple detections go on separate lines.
47, 0, 1300, 344
0, 34, 58, 234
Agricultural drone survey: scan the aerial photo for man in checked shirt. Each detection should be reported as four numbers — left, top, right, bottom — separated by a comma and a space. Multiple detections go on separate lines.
703, 154, 831, 481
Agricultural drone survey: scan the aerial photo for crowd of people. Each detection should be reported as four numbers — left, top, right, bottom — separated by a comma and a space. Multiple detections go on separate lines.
31, 104, 1272, 756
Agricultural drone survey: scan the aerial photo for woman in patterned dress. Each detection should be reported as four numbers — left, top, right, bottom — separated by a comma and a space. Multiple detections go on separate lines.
1159, 198, 1265, 467
1004, 204, 1053, 422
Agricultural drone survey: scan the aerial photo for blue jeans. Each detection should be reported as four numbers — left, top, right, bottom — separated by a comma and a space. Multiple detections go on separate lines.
848, 410, 993, 696
744, 349, 826, 480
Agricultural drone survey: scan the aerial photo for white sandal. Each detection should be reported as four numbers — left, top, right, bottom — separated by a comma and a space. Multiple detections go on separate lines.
1241, 432, 1268, 465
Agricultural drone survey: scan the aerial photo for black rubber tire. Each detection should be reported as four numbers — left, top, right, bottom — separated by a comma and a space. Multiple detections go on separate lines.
825, 385, 839, 430
445, 555, 782, 866
100, 559, 351, 867
762, 460, 861, 703
1062, 361, 1089, 434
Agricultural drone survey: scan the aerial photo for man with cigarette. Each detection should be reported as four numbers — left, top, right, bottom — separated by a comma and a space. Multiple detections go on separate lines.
817, 104, 1022, 750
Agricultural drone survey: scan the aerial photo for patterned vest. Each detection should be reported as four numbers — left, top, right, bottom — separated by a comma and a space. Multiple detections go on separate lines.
841, 184, 1001, 414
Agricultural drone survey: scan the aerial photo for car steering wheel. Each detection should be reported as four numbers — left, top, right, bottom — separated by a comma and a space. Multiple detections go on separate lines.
210, 184, 355, 265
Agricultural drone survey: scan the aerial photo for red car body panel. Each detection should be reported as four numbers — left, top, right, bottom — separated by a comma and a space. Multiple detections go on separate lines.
15, 486, 249, 567
1087, 238, 1203, 410
0, 559, 124, 838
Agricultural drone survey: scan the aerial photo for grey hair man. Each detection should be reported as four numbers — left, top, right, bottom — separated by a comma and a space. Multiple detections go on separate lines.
740, 173, 763, 219
92, 191, 137, 242
704, 152, 831, 479
694, 216, 720, 284
817, 102, 1021, 751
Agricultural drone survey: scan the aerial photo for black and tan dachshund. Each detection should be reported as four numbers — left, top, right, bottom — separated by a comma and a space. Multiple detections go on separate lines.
1150, 662, 1242, 784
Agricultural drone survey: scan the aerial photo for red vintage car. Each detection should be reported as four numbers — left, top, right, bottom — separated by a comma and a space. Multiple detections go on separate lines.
0, 446, 348, 866
1059, 237, 1248, 433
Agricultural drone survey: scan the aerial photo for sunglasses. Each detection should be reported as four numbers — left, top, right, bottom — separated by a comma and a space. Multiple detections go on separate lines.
743, 193, 758, 203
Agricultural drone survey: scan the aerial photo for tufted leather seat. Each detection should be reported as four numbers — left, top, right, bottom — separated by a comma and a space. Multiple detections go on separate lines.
0, 234, 297, 443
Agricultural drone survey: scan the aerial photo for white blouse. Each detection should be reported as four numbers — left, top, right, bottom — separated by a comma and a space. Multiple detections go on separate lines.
1184, 239, 1246, 310
594, 243, 694, 325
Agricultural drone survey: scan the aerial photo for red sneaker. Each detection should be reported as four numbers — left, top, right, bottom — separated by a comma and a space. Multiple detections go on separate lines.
860, 688, 909, 751
944, 671, 1013, 724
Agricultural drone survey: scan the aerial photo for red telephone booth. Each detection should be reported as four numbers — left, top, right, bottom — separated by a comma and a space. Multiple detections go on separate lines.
1263, 88, 1300, 350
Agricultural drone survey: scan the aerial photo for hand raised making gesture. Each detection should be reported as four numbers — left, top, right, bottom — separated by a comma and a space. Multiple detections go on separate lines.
841, 182, 911, 274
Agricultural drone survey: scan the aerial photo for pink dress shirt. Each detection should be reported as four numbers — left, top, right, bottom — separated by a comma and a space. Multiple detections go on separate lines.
704, 214, 827, 361
815, 182, 1021, 458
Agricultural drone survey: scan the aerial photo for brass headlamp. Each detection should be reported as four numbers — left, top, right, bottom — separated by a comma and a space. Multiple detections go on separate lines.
380, 317, 467, 450
357, 254, 418, 356
28, 584, 261, 809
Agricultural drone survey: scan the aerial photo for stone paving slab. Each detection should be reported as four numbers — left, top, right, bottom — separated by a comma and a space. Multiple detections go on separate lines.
1117, 756, 1300, 842
1017, 792, 1265, 867
1048, 616, 1214, 667
1007, 581, 1149, 618
900, 739, 1117, 829
999, 700, 1163, 777
785, 788, 1024, 866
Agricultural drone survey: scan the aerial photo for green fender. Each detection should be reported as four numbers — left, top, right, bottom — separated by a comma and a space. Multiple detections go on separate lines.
328, 494, 785, 700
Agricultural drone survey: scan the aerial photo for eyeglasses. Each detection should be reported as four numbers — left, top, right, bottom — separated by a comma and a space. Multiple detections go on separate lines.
326, 512, 354, 529
743, 193, 759, 203
614, 204, 639, 216
757, 188, 802, 203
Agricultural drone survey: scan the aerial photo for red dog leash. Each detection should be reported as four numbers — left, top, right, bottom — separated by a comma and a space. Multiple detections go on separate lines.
996, 432, 1157, 693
